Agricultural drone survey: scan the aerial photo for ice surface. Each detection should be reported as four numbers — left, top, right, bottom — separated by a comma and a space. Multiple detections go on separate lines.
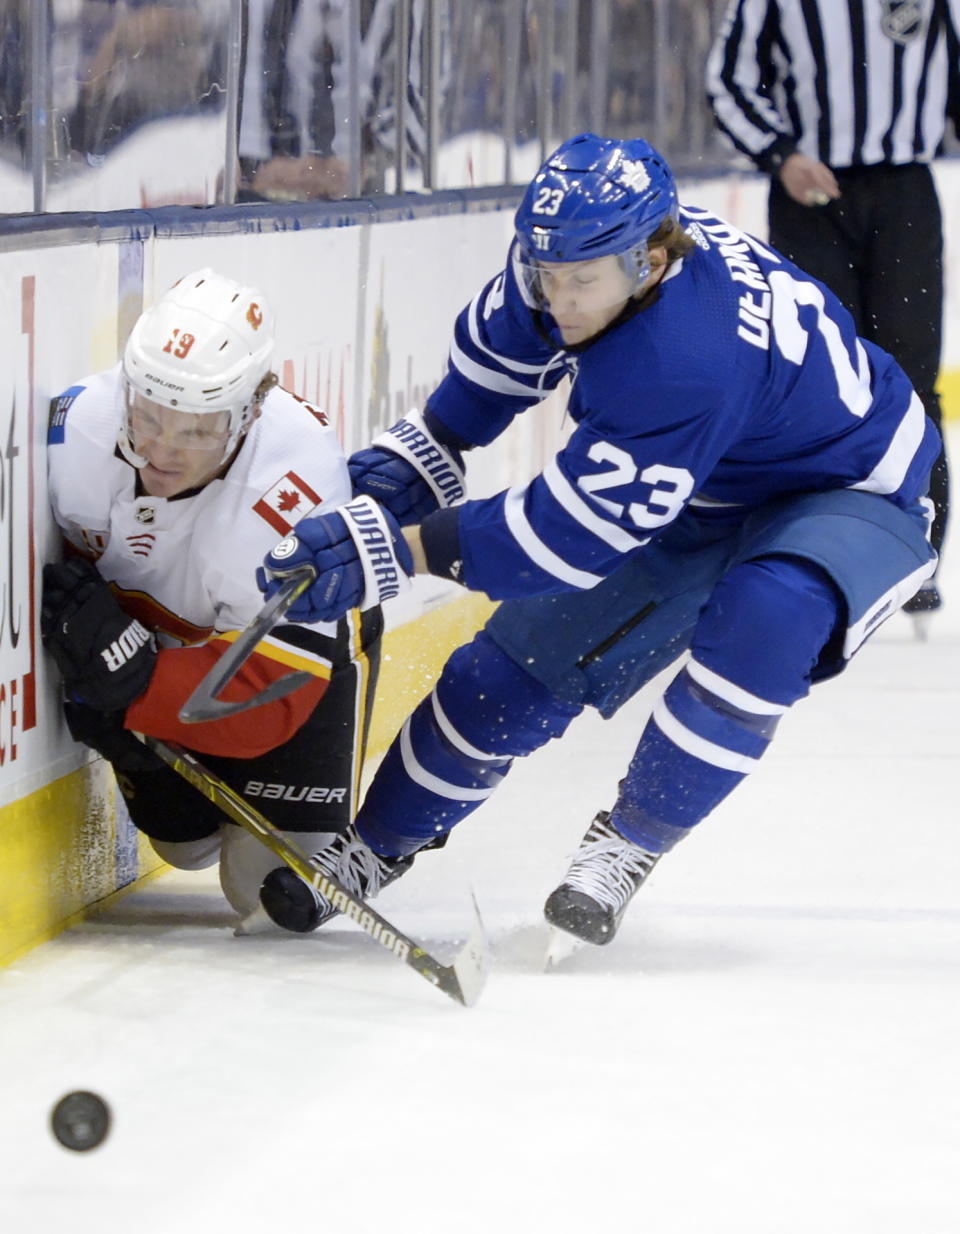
2, 442, 958, 1234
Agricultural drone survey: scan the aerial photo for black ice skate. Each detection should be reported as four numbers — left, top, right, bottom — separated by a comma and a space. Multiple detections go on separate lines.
544, 811, 660, 946
259, 825, 413, 933
902, 580, 942, 614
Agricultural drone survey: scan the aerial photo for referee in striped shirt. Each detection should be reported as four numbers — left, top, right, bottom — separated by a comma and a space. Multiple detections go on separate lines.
707, 0, 959, 617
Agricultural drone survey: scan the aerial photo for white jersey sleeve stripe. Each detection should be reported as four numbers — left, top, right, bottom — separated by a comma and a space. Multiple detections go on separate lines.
399, 718, 496, 800
430, 691, 500, 761
503, 487, 606, 589
543, 458, 649, 553
448, 333, 545, 399
686, 656, 788, 716
849, 392, 926, 496
688, 493, 745, 509
467, 295, 558, 377
653, 697, 762, 774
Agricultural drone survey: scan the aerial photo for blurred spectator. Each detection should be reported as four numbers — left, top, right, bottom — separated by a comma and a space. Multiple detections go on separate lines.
67, 1, 228, 162
0, 2, 26, 165
238, 0, 445, 200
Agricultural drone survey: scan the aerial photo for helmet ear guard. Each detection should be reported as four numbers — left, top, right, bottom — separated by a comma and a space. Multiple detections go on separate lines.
120, 268, 275, 467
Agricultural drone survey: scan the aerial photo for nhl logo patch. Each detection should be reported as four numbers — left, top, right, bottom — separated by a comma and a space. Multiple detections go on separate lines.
880, 1, 925, 44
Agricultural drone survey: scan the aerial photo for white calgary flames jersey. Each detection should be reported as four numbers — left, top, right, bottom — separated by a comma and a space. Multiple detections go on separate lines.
48, 364, 350, 645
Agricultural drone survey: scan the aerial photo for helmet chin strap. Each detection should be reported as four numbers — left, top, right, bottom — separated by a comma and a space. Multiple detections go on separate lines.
218, 403, 255, 465
116, 424, 149, 469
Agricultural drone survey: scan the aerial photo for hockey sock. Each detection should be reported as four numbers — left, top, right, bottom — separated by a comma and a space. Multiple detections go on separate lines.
358, 632, 581, 855
610, 663, 785, 850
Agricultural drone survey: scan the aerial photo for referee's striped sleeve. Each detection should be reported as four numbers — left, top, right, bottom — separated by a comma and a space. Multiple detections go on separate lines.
706, 0, 794, 168
947, 0, 960, 129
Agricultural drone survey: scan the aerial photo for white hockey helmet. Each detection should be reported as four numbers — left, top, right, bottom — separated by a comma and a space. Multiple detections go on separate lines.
121, 268, 275, 466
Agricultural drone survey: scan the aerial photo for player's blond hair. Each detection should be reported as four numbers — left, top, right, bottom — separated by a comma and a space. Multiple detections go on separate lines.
648, 217, 697, 270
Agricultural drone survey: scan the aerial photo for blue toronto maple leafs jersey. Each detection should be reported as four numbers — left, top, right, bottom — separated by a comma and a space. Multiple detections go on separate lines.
426, 205, 941, 599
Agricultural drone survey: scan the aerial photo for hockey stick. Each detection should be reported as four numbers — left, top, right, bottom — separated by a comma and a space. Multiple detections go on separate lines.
141, 736, 488, 1007
179, 565, 317, 724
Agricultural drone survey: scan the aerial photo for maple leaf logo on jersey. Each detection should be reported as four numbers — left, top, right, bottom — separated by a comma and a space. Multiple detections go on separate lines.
619, 159, 650, 194
276, 488, 302, 513
254, 471, 322, 536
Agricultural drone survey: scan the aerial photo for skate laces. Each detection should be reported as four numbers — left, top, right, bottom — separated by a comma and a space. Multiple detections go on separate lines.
312, 829, 398, 910
336, 836, 395, 899
563, 816, 658, 912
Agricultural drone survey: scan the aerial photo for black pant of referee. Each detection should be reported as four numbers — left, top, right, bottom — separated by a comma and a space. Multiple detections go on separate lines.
769, 162, 949, 610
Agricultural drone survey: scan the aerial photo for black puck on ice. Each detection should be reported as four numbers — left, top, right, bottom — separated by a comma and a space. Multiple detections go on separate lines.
50, 1091, 111, 1152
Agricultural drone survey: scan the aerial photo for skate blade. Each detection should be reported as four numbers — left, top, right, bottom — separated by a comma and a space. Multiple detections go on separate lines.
234, 901, 275, 936
910, 612, 934, 642
544, 926, 585, 971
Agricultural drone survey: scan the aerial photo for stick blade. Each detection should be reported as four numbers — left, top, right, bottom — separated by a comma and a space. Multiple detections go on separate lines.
544, 925, 586, 971
448, 894, 489, 1007
179, 669, 314, 723
234, 900, 277, 936
178, 566, 316, 723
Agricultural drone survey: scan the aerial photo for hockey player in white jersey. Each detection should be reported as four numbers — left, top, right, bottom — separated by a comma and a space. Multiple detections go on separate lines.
43, 268, 382, 922
255, 135, 941, 949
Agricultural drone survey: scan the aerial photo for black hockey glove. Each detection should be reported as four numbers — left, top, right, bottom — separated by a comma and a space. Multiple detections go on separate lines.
41, 558, 157, 711
63, 701, 165, 773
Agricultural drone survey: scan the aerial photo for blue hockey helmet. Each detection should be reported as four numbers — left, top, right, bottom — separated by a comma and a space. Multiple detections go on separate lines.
514, 133, 680, 303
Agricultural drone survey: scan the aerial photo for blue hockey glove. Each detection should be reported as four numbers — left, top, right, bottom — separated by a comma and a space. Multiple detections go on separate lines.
258, 495, 415, 624
348, 408, 466, 526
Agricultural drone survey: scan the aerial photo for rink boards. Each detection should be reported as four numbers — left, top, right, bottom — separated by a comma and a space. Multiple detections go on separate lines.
2, 165, 959, 965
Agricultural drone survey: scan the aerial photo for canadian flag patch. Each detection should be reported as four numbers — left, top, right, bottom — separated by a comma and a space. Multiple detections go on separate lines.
253, 471, 322, 535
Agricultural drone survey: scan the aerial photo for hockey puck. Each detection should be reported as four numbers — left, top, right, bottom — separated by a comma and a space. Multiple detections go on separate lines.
50, 1091, 111, 1152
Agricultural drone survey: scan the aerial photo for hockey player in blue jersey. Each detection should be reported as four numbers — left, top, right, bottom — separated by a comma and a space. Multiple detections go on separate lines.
255, 133, 941, 948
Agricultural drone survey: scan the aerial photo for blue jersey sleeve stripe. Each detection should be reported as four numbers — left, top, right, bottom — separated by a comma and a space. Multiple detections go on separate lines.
849, 391, 926, 495
503, 487, 606, 588
543, 457, 649, 553
449, 334, 545, 399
